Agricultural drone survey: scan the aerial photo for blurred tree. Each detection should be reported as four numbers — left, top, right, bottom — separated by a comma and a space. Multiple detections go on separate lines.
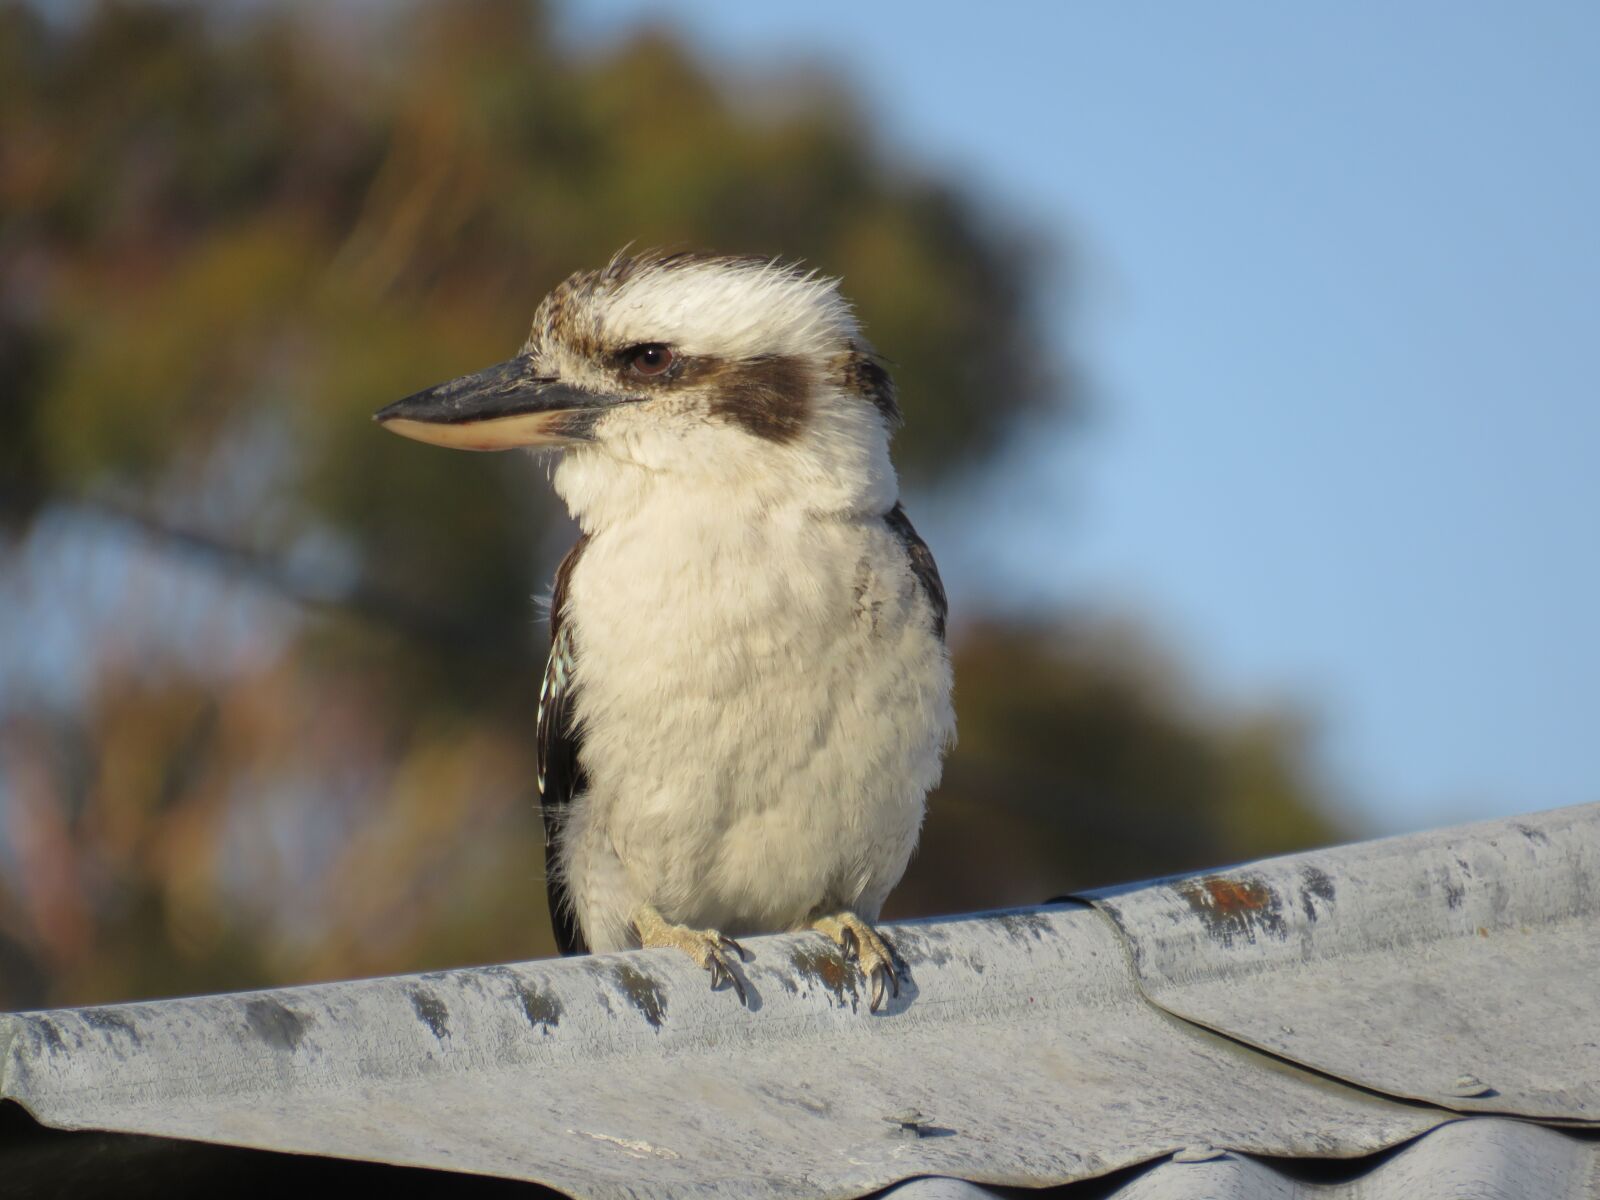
892, 618, 1339, 918
0, 0, 1340, 1010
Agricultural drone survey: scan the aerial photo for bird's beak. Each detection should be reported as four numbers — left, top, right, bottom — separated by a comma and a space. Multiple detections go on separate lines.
374, 354, 624, 451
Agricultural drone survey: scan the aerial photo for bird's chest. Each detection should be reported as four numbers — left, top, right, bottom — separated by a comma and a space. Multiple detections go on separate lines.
568, 507, 886, 745
562, 504, 936, 926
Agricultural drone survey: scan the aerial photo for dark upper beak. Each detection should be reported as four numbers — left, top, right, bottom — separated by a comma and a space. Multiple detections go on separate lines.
374, 353, 623, 451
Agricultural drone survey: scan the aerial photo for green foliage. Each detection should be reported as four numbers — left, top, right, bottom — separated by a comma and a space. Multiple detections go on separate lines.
4, 0, 1058, 678
0, 0, 1343, 1010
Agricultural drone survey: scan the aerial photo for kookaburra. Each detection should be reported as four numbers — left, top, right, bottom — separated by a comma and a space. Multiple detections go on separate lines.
375, 250, 954, 1011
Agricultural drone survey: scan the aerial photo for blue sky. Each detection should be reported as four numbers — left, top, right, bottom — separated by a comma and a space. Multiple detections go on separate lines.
565, 2, 1600, 834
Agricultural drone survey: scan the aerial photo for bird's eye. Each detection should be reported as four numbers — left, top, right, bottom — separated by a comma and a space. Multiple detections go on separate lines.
626, 344, 675, 377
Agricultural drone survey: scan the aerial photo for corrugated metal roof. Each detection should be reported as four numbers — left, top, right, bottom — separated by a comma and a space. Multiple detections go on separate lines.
882, 1118, 1600, 1198
1080, 802, 1600, 1121
3, 802, 1596, 1199
0, 905, 1444, 1198
1095, 1119, 1600, 1200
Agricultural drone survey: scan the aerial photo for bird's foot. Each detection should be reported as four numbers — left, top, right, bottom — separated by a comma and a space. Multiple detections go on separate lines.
813, 911, 899, 1013
632, 903, 751, 1004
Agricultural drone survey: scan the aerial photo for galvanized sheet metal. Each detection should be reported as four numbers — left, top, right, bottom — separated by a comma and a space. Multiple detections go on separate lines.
1102, 1118, 1600, 1199
0, 906, 1446, 1200
879, 1180, 1007, 1199
1083, 803, 1600, 1122
888, 1119, 1600, 1199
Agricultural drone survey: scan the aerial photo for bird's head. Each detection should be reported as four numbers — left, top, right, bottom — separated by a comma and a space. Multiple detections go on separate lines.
375, 250, 901, 515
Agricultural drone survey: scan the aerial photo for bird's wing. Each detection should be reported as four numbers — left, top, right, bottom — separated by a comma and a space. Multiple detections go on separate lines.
884, 502, 948, 641
537, 533, 591, 955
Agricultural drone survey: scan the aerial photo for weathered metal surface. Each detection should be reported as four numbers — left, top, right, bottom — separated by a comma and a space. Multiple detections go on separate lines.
879, 1180, 1007, 1199
1100, 1118, 1600, 1199
1083, 802, 1600, 1122
890, 1118, 1600, 1199
0, 906, 1446, 1200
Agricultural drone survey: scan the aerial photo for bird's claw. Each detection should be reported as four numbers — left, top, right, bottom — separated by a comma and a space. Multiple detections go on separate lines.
812, 912, 901, 1013
868, 958, 900, 1013
633, 904, 751, 1006
707, 938, 748, 1003
720, 932, 753, 963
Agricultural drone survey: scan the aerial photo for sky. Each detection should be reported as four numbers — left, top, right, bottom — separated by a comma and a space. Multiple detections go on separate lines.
563, 2, 1600, 834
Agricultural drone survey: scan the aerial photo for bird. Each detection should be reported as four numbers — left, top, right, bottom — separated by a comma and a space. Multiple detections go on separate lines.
374, 249, 955, 1011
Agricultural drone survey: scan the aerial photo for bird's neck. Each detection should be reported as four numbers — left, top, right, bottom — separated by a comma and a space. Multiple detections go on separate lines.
551, 402, 898, 535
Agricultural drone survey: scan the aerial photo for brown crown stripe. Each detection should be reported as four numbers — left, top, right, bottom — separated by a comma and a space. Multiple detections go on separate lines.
525, 253, 904, 441
530, 251, 792, 359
